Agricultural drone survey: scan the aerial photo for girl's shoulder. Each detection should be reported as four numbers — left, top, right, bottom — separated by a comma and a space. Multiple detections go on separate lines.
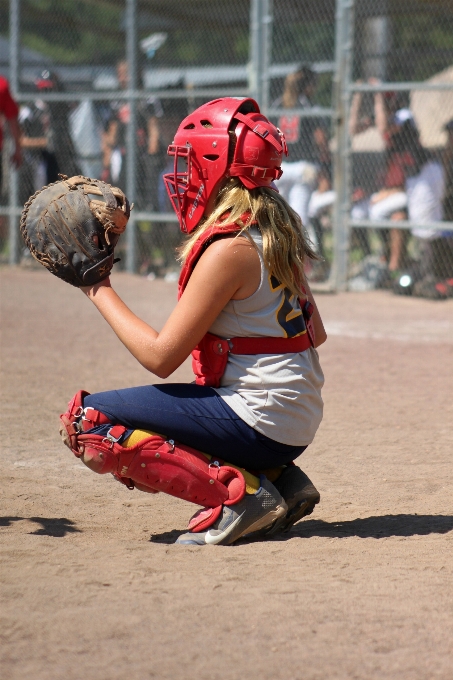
199, 235, 261, 301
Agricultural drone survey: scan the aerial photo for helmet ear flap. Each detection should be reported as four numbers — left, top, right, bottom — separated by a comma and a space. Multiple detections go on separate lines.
229, 113, 287, 190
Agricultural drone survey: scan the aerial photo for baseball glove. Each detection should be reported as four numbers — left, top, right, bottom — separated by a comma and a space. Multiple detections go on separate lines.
20, 174, 132, 287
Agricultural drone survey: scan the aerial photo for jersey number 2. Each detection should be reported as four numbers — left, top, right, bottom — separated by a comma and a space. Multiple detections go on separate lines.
269, 274, 307, 338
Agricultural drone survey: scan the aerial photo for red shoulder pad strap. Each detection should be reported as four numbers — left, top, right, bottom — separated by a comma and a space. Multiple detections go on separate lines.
178, 219, 248, 298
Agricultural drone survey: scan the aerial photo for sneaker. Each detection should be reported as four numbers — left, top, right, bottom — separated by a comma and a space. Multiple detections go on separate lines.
272, 465, 320, 533
175, 476, 288, 546
247, 465, 320, 538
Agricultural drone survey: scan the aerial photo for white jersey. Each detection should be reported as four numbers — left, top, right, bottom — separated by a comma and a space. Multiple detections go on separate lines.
209, 228, 324, 446
407, 161, 445, 240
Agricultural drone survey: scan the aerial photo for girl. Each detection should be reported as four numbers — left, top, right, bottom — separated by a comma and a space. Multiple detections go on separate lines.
60, 97, 327, 546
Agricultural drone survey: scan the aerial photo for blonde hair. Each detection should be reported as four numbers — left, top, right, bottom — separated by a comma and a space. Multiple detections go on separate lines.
178, 178, 318, 297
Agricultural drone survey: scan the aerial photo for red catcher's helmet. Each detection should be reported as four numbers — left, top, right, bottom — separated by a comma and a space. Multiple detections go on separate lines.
164, 97, 288, 233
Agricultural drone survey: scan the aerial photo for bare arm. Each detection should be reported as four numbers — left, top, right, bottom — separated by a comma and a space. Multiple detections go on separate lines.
101, 119, 118, 177
20, 134, 47, 149
349, 80, 377, 136
303, 281, 327, 348
368, 78, 388, 138
349, 91, 362, 136
147, 116, 159, 155
81, 237, 260, 378
313, 126, 330, 165
373, 92, 388, 137
81, 233, 326, 374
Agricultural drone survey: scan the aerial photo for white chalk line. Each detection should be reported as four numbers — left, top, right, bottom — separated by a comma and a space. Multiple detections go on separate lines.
324, 321, 453, 345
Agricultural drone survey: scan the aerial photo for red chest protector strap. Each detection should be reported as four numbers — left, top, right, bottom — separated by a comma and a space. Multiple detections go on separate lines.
178, 219, 315, 388
178, 221, 245, 298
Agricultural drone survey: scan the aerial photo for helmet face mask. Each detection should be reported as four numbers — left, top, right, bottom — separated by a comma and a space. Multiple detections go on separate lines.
163, 97, 287, 233
164, 144, 192, 232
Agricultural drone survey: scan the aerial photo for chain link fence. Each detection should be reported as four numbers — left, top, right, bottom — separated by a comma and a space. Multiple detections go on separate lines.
2, 0, 453, 297
344, 0, 453, 298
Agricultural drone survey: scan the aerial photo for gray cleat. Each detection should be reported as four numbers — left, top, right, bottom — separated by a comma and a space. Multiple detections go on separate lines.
175, 476, 288, 546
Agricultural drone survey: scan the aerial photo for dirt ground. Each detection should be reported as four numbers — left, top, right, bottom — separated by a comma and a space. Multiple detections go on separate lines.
1, 266, 452, 680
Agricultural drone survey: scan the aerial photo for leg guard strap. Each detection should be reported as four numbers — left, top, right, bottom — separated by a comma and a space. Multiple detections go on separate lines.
59, 390, 112, 452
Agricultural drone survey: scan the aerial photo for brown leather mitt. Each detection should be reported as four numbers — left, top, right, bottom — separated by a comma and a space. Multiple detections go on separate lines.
20, 175, 132, 287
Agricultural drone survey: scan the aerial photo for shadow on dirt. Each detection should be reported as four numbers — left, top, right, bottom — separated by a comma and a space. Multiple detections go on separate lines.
150, 529, 183, 544
284, 514, 453, 540
149, 514, 453, 545
0, 516, 81, 537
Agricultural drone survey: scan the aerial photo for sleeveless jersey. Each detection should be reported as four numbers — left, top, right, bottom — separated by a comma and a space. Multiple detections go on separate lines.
209, 228, 324, 446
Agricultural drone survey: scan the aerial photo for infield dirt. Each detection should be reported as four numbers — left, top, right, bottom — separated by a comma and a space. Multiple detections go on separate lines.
1, 266, 452, 680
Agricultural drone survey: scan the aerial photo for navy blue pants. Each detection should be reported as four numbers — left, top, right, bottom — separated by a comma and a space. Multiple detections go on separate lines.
84, 383, 306, 470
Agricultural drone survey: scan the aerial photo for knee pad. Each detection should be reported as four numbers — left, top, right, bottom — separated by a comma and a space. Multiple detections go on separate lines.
60, 390, 246, 513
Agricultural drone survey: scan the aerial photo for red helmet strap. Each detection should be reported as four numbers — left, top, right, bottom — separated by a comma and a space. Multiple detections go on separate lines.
234, 111, 286, 155
229, 163, 283, 181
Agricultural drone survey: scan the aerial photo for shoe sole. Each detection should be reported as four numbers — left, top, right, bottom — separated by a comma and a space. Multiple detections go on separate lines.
261, 492, 320, 536
234, 500, 288, 543
280, 496, 320, 532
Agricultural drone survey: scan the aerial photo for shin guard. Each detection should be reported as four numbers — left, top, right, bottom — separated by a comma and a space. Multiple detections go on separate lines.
60, 391, 246, 524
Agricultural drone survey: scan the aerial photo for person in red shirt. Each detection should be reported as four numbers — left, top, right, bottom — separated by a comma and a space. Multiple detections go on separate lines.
0, 76, 22, 191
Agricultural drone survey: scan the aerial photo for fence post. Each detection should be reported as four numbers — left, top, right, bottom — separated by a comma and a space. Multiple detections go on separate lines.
248, 0, 273, 111
8, 0, 20, 265
125, 0, 137, 274
331, 0, 354, 291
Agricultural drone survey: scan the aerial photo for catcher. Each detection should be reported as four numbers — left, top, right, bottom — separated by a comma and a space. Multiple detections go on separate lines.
21, 98, 327, 545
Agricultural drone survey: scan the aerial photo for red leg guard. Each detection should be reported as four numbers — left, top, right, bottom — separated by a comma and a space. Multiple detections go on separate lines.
60, 391, 246, 513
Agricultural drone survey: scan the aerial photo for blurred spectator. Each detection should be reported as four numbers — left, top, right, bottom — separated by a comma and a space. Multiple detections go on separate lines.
306, 80, 386, 267
369, 115, 448, 297
347, 98, 449, 295
359, 108, 446, 289
0, 76, 22, 193
153, 96, 190, 275
442, 119, 453, 222
0, 76, 22, 248
408, 120, 452, 299
349, 82, 410, 272
273, 65, 330, 243
157, 94, 189, 211
69, 99, 103, 179
19, 70, 80, 201
102, 59, 165, 210
405, 123, 444, 233
349, 80, 402, 138
367, 108, 415, 275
